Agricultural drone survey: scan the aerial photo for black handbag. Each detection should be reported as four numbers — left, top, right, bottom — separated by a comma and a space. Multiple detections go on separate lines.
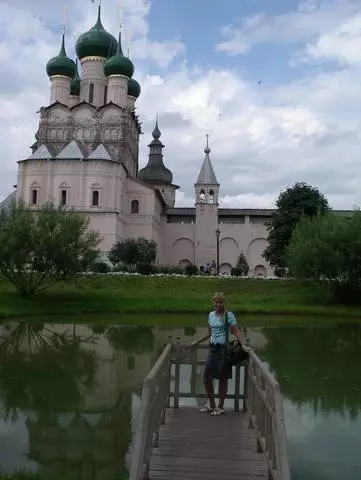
224, 312, 249, 366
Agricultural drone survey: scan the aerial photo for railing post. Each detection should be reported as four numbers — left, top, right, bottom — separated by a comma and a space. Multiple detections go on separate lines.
243, 362, 249, 411
190, 348, 197, 396
174, 337, 181, 409
167, 336, 172, 408
234, 364, 240, 412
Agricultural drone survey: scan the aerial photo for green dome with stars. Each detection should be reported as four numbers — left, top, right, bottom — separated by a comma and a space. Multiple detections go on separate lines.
46, 34, 76, 78
75, 6, 117, 60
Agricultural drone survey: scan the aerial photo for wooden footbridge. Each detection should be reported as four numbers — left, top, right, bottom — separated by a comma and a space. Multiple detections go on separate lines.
129, 339, 290, 480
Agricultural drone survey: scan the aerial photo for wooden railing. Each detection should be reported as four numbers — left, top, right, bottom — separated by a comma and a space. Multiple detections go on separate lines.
129, 343, 172, 480
129, 339, 290, 480
247, 351, 291, 480
169, 338, 248, 411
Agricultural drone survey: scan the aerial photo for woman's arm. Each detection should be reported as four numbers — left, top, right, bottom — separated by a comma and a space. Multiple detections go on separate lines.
230, 324, 245, 344
191, 326, 211, 347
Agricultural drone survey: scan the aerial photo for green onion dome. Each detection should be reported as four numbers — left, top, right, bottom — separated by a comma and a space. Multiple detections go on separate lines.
104, 32, 134, 78
75, 6, 117, 60
46, 34, 76, 78
70, 59, 81, 96
128, 78, 141, 98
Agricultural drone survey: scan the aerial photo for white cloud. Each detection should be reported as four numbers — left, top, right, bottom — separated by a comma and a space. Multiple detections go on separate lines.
215, 0, 359, 55
301, 14, 361, 65
1, 0, 361, 212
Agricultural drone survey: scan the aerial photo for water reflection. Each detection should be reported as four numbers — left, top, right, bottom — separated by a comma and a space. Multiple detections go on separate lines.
0, 323, 162, 479
259, 323, 361, 479
1, 321, 361, 479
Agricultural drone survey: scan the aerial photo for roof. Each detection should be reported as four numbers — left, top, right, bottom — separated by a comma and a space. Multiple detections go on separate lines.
0, 191, 16, 213
87, 144, 112, 161
26, 144, 52, 160
196, 150, 219, 185
56, 140, 85, 160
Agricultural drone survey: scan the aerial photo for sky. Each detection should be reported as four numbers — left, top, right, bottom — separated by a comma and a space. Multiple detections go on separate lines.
1, 0, 361, 209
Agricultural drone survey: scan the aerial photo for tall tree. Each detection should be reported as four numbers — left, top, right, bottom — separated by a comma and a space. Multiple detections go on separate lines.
263, 182, 329, 276
0, 201, 101, 296
288, 210, 361, 303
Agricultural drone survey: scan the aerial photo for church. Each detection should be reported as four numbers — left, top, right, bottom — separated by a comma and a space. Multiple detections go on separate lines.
4, 7, 273, 277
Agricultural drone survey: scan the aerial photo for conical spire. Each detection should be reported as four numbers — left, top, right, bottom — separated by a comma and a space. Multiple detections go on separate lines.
59, 33, 66, 56
95, 4, 103, 28
196, 135, 219, 185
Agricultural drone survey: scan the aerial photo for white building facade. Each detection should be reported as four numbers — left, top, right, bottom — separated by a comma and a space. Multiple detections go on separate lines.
8, 7, 274, 276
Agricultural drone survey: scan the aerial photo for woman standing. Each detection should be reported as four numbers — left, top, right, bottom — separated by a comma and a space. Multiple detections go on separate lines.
191, 292, 248, 416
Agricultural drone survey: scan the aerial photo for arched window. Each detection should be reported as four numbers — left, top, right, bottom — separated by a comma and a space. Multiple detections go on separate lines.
131, 199, 139, 214
92, 190, 100, 206
104, 85, 108, 104
209, 190, 215, 203
199, 190, 205, 203
61, 189, 67, 206
89, 83, 94, 103
31, 189, 38, 205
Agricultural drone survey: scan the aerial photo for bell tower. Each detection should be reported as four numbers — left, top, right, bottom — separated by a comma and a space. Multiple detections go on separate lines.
194, 135, 220, 268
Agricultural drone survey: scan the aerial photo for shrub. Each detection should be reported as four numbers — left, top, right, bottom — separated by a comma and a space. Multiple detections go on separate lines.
185, 264, 198, 276
136, 263, 154, 275
92, 262, 111, 273
231, 267, 242, 277
236, 252, 249, 276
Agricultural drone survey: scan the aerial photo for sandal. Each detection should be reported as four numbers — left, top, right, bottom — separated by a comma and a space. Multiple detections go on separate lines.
199, 405, 214, 414
210, 407, 225, 416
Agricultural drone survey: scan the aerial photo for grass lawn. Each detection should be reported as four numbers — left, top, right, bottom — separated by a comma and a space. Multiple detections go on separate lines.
1, 275, 361, 324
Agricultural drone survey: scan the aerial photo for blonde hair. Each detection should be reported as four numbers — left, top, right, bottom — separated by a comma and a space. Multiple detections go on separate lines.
213, 292, 226, 303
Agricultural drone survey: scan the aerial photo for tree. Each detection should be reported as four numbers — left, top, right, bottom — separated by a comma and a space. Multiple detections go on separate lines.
263, 182, 329, 275
287, 211, 361, 303
236, 252, 249, 276
0, 201, 101, 297
108, 237, 157, 267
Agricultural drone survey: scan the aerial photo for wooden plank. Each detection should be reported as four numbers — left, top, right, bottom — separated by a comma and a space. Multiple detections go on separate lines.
149, 407, 268, 480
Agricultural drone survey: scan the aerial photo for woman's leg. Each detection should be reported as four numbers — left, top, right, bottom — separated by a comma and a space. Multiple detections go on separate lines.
204, 377, 216, 409
218, 378, 228, 410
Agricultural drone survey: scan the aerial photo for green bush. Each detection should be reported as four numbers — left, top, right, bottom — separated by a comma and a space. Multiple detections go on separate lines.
136, 263, 154, 275
231, 267, 242, 277
92, 261, 111, 273
288, 211, 361, 303
185, 264, 198, 276
158, 265, 170, 274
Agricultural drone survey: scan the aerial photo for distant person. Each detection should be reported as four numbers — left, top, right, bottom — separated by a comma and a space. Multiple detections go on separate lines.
190, 292, 249, 415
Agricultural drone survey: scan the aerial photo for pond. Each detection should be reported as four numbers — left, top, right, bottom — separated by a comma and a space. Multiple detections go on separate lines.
0, 319, 360, 479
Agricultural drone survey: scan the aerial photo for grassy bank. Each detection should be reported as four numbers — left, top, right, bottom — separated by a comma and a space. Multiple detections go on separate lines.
1, 275, 361, 323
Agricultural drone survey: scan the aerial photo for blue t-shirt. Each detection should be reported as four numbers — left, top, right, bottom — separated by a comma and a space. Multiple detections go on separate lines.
208, 311, 237, 345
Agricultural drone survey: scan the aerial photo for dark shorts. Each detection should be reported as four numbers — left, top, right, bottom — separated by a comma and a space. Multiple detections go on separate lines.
204, 344, 232, 380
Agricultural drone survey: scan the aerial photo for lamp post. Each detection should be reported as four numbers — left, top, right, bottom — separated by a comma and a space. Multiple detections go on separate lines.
215, 228, 220, 276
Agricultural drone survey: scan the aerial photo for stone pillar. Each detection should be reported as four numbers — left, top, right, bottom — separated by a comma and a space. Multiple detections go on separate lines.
107, 75, 128, 107
80, 57, 107, 107
50, 76, 71, 105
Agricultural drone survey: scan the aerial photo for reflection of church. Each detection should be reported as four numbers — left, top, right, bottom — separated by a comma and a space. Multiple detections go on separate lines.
0, 6, 273, 276
0, 323, 154, 478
